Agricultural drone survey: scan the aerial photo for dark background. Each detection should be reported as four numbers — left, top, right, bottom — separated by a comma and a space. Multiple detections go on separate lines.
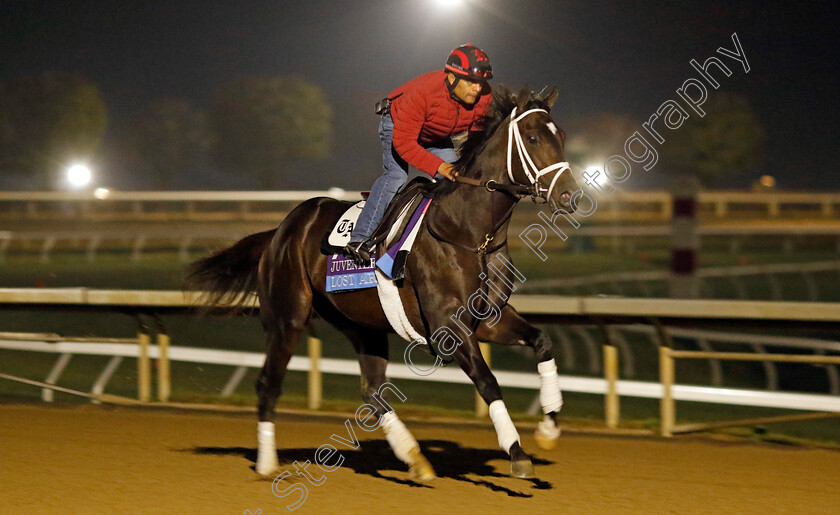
1, 0, 836, 190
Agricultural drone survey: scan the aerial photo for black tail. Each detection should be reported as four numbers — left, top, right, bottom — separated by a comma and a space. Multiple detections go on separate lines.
185, 228, 276, 314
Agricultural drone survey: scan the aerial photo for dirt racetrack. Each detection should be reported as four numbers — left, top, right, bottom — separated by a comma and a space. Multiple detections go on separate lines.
1, 403, 838, 514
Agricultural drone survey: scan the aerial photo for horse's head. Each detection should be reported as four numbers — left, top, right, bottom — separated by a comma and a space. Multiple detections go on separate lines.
438, 87, 581, 214
503, 88, 580, 213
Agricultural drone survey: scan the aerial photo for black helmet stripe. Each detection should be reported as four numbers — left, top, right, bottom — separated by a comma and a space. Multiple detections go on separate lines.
445, 44, 493, 80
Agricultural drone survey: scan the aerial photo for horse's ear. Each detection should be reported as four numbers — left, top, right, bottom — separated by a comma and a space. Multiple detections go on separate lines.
541, 87, 559, 109
516, 87, 531, 111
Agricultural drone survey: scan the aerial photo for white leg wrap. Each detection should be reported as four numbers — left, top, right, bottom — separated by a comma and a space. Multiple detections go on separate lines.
381, 411, 419, 464
537, 414, 561, 439
538, 359, 563, 414
488, 400, 520, 451
256, 421, 279, 474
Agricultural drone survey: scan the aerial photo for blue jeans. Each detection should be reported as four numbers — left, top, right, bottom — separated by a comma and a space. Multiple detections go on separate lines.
349, 113, 457, 243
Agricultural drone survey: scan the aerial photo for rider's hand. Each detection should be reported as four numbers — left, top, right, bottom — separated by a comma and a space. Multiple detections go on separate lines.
437, 162, 457, 182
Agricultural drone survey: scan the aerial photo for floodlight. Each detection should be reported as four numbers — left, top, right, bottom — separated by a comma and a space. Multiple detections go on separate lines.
67, 164, 92, 188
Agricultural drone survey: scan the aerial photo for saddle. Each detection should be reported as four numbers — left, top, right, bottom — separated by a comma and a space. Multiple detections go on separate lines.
320, 177, 433, 288
369, 177, 431, 248
320, 177, 431, 256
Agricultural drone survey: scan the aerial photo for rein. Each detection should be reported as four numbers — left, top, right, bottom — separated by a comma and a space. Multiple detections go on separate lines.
453, 175, 532, 196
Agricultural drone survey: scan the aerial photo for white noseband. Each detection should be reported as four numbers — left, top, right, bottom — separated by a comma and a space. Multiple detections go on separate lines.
507, 107, 570, 200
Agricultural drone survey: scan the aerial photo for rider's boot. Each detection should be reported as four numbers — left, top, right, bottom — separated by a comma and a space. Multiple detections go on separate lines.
343, 239, 374, 267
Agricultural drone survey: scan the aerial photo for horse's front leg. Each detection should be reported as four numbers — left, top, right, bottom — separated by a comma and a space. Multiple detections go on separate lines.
448, 338, 535, 478
476, 305, 563, 450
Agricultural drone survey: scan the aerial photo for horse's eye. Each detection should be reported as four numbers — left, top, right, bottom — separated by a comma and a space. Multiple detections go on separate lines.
527, 135, 538, 144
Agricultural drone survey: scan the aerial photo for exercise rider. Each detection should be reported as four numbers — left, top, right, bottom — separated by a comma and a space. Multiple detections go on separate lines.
344, 44, 494, 266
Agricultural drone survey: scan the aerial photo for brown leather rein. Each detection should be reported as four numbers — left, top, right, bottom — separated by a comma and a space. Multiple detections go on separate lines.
452, 175, 533, 197
424, 175, 526, 255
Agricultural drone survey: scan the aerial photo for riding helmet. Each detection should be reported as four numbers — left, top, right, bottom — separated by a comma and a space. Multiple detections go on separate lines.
444, 44, 493, 81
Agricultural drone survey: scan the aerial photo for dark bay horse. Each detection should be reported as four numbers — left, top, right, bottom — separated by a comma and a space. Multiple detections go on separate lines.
187, 87, 580, 480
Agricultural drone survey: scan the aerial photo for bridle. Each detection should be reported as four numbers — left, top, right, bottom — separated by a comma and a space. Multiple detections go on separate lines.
429, 106, 572, 255
455, 106, 571, 204
424, 105, 574, 363
506, 106, 571, 203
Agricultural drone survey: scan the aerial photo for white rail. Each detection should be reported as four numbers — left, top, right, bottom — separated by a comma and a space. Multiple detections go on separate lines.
2, 337, 839, 415
1, 289, 840, 435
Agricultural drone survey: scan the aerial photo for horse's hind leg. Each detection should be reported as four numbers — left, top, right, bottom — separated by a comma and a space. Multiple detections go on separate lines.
255, 266, 312, 475
255, 328, 299, 475
342, 327, 435, 482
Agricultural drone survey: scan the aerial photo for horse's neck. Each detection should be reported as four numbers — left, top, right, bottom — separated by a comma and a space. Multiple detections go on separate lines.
430, 164, 519, 246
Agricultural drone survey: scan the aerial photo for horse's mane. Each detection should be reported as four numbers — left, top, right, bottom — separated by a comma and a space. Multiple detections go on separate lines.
423, 86, 557, 198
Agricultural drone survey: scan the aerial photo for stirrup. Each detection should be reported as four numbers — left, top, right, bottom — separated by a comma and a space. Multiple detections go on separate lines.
343, 240, 373, 267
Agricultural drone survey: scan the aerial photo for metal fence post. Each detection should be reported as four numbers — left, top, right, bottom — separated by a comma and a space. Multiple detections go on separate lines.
596, 320, 620, 428
659, 345, 675, 437
137, 332, 151, 402
42, 353, 72, 402
308, 335, 322, 410
603, 344, 619, 428
475, 342, 492, 417
156, 333, 171, 402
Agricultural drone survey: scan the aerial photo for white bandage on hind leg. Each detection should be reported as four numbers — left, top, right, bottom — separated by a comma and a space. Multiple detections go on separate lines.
537, 415, 561, 439
488, 400, 520, 451
257, 421, 279, 472
380, 411, 419, 464
538, 359, 563, 414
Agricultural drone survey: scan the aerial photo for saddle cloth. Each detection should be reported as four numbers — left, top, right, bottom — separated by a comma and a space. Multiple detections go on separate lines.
321, 177, 433, 292
376, 197, 431, 280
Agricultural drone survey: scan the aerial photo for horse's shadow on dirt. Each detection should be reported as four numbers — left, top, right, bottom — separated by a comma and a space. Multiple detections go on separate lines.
192, 439, 554, 497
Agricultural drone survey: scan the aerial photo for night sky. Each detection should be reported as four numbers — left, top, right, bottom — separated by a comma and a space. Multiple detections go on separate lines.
1, 0, 837, 190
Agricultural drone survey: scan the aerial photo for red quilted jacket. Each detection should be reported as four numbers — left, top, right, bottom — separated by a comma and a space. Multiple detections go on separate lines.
388, 70, 492, 176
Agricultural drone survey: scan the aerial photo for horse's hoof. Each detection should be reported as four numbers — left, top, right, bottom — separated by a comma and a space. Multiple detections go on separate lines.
407, 447, 436, 482
256, 457, 280, 477
534, 420, 561, 450
534, 430, 559, 450
256, 464, 279, 477
510, 458, 536, 479
257, 468, 279, 478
